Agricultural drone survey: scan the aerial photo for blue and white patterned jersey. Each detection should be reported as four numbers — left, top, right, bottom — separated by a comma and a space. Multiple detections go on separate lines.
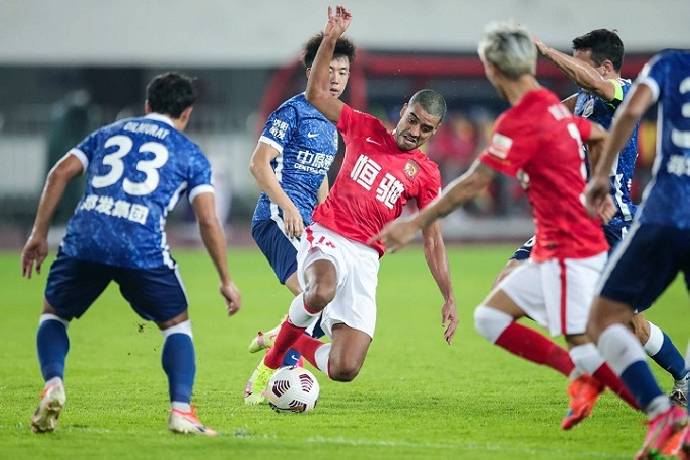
635, 50, 690, 228
61, 113, 213, 269
575, 78, 639, 233
251, 93, 338, 228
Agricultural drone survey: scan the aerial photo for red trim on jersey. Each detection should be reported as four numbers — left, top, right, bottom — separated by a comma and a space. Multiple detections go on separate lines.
305, 226, 314, 246
559, 258, 568, 336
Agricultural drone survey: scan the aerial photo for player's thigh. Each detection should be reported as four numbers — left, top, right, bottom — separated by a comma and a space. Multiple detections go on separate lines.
44, 251, 112, 320
252, 219, 299, 285
329, 323, 372, 377
114, 266, 188, 323
541, 252, 606, 337
599, 224, 681, 313
489, 260, 544, 322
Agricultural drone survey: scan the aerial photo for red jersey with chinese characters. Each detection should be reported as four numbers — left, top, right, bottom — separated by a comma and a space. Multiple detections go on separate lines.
479, 88, 607, 262
312, 104, 441, 256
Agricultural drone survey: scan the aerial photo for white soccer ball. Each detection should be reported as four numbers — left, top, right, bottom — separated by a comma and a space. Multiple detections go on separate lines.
266, 366, 320, 413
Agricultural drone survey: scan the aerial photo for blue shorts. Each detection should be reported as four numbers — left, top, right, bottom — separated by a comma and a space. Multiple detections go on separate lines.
251, 219, 299, 284
45, 251, 188, 322
598, 224, 690, 312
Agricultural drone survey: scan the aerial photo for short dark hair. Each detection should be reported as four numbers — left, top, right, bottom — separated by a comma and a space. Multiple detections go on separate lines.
302, 33, 356, 68
146, 72, 197, 118
409, 89, 447, 122
572, 29, 625, 71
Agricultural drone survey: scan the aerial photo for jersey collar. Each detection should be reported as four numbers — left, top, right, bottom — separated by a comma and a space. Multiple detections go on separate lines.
145, 113, 176, 127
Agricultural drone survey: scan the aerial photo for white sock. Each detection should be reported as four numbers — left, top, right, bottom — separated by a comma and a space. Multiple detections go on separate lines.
569, 343, 605, 374
44, 376, 63, 389
473, 305, 513, 344
646, 395, 672, 420
288, 293, 319, 328
598, 324, 647, 376
171, 401, 191, 412
314, 343, 331, 376
643, 321, 664, 356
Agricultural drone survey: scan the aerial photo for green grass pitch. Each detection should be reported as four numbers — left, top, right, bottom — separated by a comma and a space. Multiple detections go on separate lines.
0, 246, 686, 459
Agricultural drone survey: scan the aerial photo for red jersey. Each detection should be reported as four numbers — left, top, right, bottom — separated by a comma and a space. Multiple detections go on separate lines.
479, 88, 607, 261
313, 104, 441, 256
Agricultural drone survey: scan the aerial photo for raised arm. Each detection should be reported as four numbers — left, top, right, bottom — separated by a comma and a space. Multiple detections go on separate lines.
586, 83, 654, 220
21, 153, 84, 278
374, 161, 496, 251
248, 141, 304, 237
191, 192, 241, 315
305, 6, 351, 123
535, 40, 618, 101
421, 222, 458, 344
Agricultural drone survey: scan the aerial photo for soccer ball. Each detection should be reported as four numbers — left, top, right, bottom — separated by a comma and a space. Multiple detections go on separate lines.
266, 366, 320, 413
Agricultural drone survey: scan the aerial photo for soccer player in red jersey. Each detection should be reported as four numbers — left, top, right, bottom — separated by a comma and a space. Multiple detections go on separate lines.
376, 21, 638, 428
244, 5, 458, 404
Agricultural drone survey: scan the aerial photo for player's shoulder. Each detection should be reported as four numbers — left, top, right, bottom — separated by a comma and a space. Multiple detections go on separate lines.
276, 93, 325, 119
344, 104, 388, 134
411, 151, 442, 180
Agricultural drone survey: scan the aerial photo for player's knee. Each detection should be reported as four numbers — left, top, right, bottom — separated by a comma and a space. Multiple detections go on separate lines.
474, 305, 513, 344
329, 360, 361, 382
303, 284, 335, 310
160, 319, 193, 340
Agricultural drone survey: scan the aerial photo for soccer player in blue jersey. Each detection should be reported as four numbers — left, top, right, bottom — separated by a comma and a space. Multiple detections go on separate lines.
244, 33, 355, 404
21, 73, 241, 435
586, 49, 690, 460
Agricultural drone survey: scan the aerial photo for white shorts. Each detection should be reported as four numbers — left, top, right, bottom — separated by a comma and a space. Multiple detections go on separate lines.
496, 252, 607, 337
297, 223, 379, 339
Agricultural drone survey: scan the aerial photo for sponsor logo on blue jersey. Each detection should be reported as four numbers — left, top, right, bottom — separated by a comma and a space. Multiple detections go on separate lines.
252, 93, 338, 230
575, 78, 639, 231
61, 113, 213, 269
635, 50, 690, 228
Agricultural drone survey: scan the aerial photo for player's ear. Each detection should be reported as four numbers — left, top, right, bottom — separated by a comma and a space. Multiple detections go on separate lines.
601, 59, 615, 74
144, 100, 152, 114
180, 106, 193, 124
305, 68, 312, 79
399, 103, 408, 118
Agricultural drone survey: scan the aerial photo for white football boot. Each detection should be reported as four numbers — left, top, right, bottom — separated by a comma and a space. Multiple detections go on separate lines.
168, 406, 217, 436
31, 379, 66, 433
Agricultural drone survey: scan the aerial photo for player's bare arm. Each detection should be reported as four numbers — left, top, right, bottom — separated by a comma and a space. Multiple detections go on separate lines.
374, 161, 495, 252
535, 40, 617, 101
421, 222, 458, 344
305, 6, 351, 123
586, 83, 654, 220
562, 93, 578, 113
191, 192, 242, 315
317, 176, 329, 204
21, 153, 84, 279
248, 141, 305, 238
583, 121, 608, 172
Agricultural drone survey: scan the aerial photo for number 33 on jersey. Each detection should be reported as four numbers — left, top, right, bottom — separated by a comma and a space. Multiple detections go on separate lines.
61, 113, 214, 269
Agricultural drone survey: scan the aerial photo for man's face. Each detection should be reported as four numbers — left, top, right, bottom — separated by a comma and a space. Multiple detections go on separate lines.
573, 48, 606, 77
307, 55, 351, 99
394, 102, 442, 151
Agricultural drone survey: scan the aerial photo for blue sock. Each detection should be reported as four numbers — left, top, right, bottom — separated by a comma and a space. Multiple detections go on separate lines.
162, 333, 195, 404
650, 333, 688, 380
621, 360, 665, 410
36, 316, 70, 381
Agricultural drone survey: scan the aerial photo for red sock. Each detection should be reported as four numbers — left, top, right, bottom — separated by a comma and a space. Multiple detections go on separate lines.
593, 363, 640, 410
291, 334, 325, 369
495, 322, 575, 377
264, 320, 306, 369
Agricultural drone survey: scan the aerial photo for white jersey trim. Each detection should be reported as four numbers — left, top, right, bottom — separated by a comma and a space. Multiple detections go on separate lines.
68, 148, 89, 172
259, 136, 284, 154
145, 112, 176, 127
188, 184, 214, 204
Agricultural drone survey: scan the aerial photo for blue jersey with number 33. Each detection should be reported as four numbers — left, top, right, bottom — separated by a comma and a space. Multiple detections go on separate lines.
60, 113, 213, 269
635, 50, 690, 228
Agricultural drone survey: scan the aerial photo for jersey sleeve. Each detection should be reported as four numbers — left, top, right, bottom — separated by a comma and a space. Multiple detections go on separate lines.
604, 79, 625, 110
637, 53, 668, 103
187, 147, 214, 203
478, 116, 536, 177
416, 164, 442, 210
68, 130, 100, 171
336, 103, 370, 143
258, 104, 298, 153
572, 116, 594, 142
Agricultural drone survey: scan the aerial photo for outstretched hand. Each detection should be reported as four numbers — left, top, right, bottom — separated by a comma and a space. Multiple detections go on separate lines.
324, 5, 352, 38
441, 298, 458, 345
533, 39, 549, 56
370, 217, 420, 253
21, 235, 48, 279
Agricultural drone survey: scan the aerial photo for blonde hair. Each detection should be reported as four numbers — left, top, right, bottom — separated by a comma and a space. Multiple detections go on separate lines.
478, 21, 536, 79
